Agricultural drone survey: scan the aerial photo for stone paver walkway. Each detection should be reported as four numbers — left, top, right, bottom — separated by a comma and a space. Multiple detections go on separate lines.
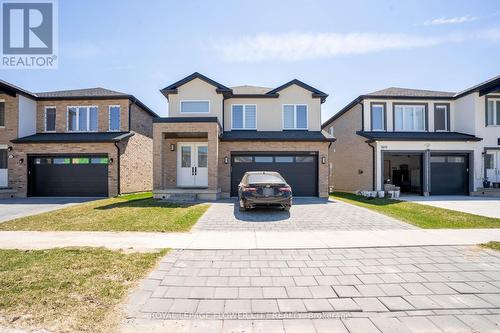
194, 198, 415, 231
123, 245, 500, 332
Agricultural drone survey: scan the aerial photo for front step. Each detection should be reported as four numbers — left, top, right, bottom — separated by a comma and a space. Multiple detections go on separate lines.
160, 193, 197, 202
471, 187, 500, 197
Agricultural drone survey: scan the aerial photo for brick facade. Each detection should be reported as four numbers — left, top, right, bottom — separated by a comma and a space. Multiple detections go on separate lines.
324, 103, 373, 192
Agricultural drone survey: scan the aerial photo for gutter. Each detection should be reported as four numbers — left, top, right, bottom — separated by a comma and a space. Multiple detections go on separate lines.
367, 142, 376, 191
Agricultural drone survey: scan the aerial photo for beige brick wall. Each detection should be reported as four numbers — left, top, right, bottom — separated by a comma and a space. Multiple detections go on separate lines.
153, 122, 219, 191
36, 99, 130, 133
10, 142, 119, 197
118, 104, 154, 193
324, 103, 373, 192
0, 94, 18, 143
218, 141, 330, 198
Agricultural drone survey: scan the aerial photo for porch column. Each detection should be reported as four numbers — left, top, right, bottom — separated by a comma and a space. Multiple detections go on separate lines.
423, 149, 430, 196
152, 126, 164, 191
207, 124, 219, 190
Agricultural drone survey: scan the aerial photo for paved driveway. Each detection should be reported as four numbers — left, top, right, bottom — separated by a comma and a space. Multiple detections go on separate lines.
0, 197, 100, 223
402, 195, 500, 219
124, 245, 500, 332
194, 198, 415, 231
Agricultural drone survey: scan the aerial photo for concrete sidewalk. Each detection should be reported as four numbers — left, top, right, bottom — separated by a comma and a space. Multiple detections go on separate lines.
1, 229, 500, 251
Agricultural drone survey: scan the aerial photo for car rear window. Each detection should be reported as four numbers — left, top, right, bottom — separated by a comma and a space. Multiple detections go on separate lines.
247, 173, 285, 184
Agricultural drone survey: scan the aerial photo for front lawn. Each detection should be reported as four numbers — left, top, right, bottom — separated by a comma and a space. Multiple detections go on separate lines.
0, 247, 167, 333
481, 241, 500, 251
0, 192, 209, 232
331, 192, 500, 229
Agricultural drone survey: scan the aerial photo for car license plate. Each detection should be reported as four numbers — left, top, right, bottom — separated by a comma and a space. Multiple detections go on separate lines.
263, 188, 273, 196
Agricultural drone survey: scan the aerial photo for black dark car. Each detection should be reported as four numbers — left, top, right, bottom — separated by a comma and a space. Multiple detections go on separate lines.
238, 171, 292, 211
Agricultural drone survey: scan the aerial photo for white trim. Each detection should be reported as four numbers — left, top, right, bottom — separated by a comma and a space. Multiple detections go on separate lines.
180, 100, 211, 114
230, 104, 257, 130
282, 104, 308, 130
108, 105, 121, 132
44, 106, 56, 132
370, 103, 385, 132
487, 98, 500, 126
434, 104, 449, 132
66, 105, 99, 132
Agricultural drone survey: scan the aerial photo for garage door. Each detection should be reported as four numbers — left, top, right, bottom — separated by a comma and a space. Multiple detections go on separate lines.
231, 153, 318, 197
430, 155, 468, 195
28, 155, 109, 197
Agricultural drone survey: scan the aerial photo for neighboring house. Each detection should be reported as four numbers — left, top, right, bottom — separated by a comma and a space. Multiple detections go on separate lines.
0, 80, 158, 198
322, 75, 500, 196
153, 72, 334, 200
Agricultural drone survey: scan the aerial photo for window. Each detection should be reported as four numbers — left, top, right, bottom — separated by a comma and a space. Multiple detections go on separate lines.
197, 146, 208, 168
328, 127, 334, 136
181, 146, 191, 167
91, 157, 109, 164
275, 156, 294, 163
255, 156, 273, 163
53, 158, 70, 164
394, 105, 426, 131
67, 106, 98, 132
485, 154, 494, 169
72, 157, 90, 164
0, 149, 7, 169
232, 105, 256, 129
296, 156, 314, 163
45, 107, 56, 132
283, 104, 307, 129
434, 104, 449, 131
370, 103, 385, 131
234, 156, 252, 163
109, 106, 121, 131
487, 98, 500, 126
180, 101, 209, 113
0, 101, 5, 127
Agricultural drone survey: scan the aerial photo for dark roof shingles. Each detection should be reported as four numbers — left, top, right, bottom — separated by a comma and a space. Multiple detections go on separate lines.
11, 132, 134, 143
365, 87, 455, 98
356, 131, 482, 142
221, 130, 335, 142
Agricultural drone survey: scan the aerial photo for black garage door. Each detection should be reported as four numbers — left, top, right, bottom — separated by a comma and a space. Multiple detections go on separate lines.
430, 154, 468, 195
231, 153, 318, 197
28, 155, 109, 197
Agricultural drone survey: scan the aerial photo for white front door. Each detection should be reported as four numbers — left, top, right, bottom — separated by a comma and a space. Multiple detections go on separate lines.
0, 149, 7, 187
486, 150, 500, 183
177, 143, 208, 187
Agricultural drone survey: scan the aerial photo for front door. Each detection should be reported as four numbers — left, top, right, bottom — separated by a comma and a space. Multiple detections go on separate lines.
177, 143, 208, 187
486, 150, 500, 183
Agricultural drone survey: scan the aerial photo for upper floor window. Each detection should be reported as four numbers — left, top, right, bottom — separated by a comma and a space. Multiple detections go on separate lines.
394, 104, 426, 131
45, 107, 56, 132
109, 106, 121, 131
328, 127, 334, 136
180, 100, 210, 113
370, 103, 386, 131
283, 104, 307, 130
232, 105, 256, 129
67, 106, 98, 132
487, 98, 500, 126
434, 104, 449, 131
0, 100, 4, 127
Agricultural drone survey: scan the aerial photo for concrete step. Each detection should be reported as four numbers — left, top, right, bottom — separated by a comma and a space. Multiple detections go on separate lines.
471, 188, 500, 197
160, 193, 197, 202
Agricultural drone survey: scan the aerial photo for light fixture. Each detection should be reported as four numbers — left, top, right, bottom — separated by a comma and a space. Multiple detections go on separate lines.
18, 158, 24, 165
224, 156, 229, 164
321, 156, 326, 164
7, 146, 12, 151
8, 154, 14, 159
109, 158, 114, 165
170, 144, 175, 151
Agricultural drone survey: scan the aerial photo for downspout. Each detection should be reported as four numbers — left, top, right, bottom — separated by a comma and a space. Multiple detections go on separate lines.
114, 141, 121, 195
367, 141, 376, 191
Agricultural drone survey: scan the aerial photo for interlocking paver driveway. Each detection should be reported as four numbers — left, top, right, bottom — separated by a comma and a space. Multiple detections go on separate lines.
124, 245, 500, 332
194, 197, 415, 231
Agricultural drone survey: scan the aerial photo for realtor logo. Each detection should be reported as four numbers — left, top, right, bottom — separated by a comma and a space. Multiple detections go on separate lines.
1, 0, 58, 68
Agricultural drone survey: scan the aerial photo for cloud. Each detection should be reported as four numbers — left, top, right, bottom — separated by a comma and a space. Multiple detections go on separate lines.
424, 15, 477, 26
213, 29, 500, 62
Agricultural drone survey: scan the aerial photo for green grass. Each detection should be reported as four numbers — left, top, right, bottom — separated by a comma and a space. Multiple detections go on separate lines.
481, 241, 500, 251
331, 192, 500, 229
0, 247, 167, 333
0, 192, 209, 232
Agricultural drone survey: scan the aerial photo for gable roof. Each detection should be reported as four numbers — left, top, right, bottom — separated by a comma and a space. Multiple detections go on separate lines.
322, 74, 500, 129
0, 79, 37, 98
160, 72, 232, 98
160, 73, 329, 103
266, 79, 329, 103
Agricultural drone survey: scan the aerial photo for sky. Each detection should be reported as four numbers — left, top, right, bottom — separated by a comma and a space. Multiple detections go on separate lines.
2, 0, 500, 121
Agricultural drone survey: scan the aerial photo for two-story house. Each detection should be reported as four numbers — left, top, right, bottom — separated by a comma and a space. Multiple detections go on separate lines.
322, 75, 500, 196
0, 80, 158, 198
152, 72, 335, 200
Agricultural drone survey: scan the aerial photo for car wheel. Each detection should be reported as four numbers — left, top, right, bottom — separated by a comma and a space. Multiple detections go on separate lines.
239, 199, 247, 211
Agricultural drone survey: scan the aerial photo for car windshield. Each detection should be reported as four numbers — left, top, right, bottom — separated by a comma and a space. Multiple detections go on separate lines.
247, 173, 285, 184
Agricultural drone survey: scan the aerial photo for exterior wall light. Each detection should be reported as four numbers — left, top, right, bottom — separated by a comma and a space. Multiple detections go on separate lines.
109, 158, 114, 165
170, 144, 175, 151
17, 158, 24, 165
321, 156, 326, 164
7, 146, 12, 151
224, 156, 229, 164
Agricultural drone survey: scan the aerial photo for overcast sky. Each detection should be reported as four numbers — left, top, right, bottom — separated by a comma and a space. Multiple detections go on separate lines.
2, 0, 500, 121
